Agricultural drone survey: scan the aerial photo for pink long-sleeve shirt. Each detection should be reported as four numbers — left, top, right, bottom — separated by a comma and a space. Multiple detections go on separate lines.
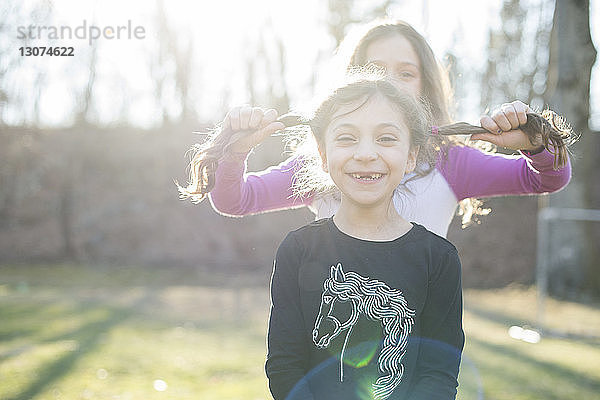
209, 145, 571, 237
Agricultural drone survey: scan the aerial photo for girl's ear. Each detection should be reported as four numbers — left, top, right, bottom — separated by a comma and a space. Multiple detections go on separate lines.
406, 145, 419, 174
318, 146, 328, 173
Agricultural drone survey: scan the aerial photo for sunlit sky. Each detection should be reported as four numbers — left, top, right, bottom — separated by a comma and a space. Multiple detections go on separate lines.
6, 0, 600, 129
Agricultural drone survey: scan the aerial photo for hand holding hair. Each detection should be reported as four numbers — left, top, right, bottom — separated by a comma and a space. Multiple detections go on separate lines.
223, 106, 285, 154
177, 107, 284, 203
435, 110, 573, 169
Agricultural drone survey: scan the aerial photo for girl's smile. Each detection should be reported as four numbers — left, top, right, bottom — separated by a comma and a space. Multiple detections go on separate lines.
347, 172, 386, 183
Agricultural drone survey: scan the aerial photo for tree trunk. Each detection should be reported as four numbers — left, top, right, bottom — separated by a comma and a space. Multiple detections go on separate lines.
543, 0, 598, 299
59, 179, 77, 259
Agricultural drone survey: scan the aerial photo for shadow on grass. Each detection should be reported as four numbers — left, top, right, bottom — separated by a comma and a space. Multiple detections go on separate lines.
468, 336, 600, 399
465, 304, 600, 344
4, 305, 132, 400
465, 304, 527, 328
0, 303, 72, 342
0, 301, 121, 363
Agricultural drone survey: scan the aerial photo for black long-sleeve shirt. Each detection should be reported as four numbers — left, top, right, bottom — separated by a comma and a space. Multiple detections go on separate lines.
266, 218, 464, 400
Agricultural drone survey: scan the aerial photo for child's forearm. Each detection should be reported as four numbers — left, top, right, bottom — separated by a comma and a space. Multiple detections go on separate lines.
520, 146, 572, 192
208, 154, 311, 216
441, 145, 571, 201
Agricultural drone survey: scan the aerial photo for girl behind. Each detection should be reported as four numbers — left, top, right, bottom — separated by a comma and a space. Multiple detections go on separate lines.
266, 75, 463, 400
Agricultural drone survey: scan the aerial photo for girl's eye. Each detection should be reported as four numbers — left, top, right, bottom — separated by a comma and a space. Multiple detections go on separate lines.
336, 135, 356, 142
378, 135, 399, 143
396, 71, 415, 80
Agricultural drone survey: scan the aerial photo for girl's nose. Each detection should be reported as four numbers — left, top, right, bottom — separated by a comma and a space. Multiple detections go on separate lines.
353, 142, 378, 161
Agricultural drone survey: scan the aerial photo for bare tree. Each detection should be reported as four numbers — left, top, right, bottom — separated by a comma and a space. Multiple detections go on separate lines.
543, 0, 598, 298
480, 0, 552, 111
0, 1, 52, 126
0, 2, 52, 232
326, 0, 355, 48
75, 43, 99, 125
149, 0, 196, 125
325, 0, 399, 49
237, 22, 291, 169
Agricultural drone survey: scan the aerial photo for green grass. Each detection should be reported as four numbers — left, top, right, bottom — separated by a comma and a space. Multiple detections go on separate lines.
1, 265, 599, 400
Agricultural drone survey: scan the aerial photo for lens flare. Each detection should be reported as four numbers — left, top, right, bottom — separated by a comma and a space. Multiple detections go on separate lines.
153, 379, 168, 392
342, 340, 379, 369
508, 325, 541, 344
286, 336, 478, 399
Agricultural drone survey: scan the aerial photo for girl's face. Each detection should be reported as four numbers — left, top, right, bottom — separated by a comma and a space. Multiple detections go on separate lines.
364, 34, 422, 97
320, 94, 418, 210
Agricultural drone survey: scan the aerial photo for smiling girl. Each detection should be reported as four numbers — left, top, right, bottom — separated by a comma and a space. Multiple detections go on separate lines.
265, 75, 463, 400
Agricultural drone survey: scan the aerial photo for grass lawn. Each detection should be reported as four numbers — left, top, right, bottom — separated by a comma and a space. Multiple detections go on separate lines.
1, 264, 599, 399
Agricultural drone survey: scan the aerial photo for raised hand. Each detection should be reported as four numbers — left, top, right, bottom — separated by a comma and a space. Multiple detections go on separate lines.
222, 106, 285, 154
473, 101, 543, 151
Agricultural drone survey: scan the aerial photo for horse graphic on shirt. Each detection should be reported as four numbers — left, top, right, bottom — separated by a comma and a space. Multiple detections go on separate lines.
312, 263, 415, 400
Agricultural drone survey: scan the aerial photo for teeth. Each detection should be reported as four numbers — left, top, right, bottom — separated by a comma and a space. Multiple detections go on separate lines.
352, 173, 382, 180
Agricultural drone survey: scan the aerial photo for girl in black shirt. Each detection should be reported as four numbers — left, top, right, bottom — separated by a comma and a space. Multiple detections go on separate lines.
266, 74, 464, 400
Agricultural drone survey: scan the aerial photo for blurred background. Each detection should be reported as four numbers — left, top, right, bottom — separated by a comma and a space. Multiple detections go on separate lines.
1, 0, 599, 399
